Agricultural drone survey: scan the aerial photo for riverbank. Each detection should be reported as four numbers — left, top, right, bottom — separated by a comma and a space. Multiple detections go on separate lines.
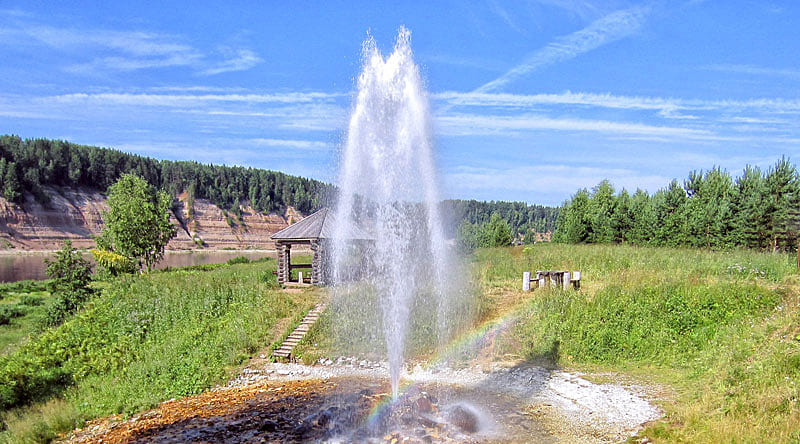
0, 249, 312, 283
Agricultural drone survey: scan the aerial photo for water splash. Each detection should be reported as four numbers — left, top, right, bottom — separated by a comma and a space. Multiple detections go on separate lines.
331, 27, 451, 399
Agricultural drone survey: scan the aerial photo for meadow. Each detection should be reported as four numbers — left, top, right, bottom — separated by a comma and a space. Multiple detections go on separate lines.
476, 244, 799, 443
0, 258, 319, 444
0, 244, 797, 443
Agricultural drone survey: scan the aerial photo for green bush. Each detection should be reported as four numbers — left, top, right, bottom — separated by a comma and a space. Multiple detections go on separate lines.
18, 295, 43, 307
0, 281, 49, 300
43, 290, 92, 327
0, 306, 25, 326
514, 282, 780, 366
0, 260, 312, 418
226, 256, 250, 265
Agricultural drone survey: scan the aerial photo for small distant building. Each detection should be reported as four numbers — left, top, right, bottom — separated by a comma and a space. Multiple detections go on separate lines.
270, 208, 372, 286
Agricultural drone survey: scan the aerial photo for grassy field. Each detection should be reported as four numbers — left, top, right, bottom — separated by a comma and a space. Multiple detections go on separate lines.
0, 258, 319, 444
477, 244, 799, 443
0, 281, 53, 356
2, 245, 797, 443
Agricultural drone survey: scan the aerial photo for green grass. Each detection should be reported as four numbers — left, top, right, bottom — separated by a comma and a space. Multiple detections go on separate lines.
0, 258, 317, 443
294, 275, 485, 364
482, 243, 800, 443
0, 290, 55, 356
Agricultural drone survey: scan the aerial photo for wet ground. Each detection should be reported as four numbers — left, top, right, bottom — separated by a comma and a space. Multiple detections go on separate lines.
63, 360, 661, 443
64, 377, 552, 443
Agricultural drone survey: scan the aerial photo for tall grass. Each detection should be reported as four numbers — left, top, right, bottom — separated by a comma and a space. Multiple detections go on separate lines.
0, 259, 317, 443
482, 243, 800, 443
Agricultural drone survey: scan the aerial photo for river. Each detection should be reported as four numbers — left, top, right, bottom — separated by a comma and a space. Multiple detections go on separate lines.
0, 250, 278, 283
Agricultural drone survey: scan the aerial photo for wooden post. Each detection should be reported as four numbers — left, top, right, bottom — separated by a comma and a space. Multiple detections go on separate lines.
537, 271, 545, 288
549, 271, 557, 288
310, 240, 321, 285
282, 243, 292, 285
523, 272, 531, 291
572, 270, 581, 290
562, 271, 570, 291
276, 242, 291, 285
298, 271, 303, 283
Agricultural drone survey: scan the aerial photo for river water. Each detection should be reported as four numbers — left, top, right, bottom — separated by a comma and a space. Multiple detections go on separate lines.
0, 250, 277, 283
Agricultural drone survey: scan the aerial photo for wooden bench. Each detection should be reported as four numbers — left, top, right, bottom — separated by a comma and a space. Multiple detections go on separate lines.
522, 270, 581, 291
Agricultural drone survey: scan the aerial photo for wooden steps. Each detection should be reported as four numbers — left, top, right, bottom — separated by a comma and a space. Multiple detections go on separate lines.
271, 303, 326, 359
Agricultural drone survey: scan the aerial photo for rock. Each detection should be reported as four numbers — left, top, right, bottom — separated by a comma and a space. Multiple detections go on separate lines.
277, 369, 290, 376
414, 396, 433, 413
446, 405, 479, 433
417, 415, 439, 428
259, 420, 279, 432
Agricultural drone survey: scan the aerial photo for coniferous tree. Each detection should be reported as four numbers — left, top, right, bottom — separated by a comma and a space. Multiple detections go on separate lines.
588, 180, 617, 243
684, 168, 734, 248
611, 189, 634, 243
652, 180, 688, 246
765, 158, 800, 252
731, 166, 769, 249
553, 189, 591, 243
628, 189, 656, 245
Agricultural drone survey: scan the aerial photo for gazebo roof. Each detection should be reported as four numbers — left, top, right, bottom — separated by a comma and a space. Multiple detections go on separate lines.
270, 208, 373, 241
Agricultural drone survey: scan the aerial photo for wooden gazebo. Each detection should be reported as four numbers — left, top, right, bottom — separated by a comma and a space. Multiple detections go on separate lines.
270, 208, 372, 285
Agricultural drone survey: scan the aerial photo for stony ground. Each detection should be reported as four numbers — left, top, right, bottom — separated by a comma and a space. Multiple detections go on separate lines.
61, 357, 662, 443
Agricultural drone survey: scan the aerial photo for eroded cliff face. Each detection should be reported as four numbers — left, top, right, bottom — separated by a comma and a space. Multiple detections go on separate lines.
0, 187, 298, 250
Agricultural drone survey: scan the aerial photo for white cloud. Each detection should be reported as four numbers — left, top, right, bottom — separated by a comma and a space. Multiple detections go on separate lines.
703, 64, 800, 80
39, 91, 342, 107
476, 5, 650, 92
437, 113, 709, 138
200, 48, 263, 76
249, 138, 330, 150
1, 22, 262, 76
445, 164, 671, 201
435, 90, 800, 114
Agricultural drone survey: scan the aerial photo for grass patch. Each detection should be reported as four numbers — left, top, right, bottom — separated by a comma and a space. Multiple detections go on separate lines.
483, 243, 799, 443
0, 258, 316, 442
294, 264, 485, 364
0, 291, 55, 356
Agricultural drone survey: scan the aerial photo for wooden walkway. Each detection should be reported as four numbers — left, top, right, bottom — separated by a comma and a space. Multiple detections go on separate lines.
271, 303, 327, 359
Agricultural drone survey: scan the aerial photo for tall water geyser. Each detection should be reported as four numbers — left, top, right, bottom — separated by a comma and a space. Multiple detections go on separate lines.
331, 27, 450, 399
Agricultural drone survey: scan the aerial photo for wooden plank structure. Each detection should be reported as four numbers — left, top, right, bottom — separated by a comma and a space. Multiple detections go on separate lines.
522, 270, 581, 291
272, 303, 327, 359
270, 208, 373, 286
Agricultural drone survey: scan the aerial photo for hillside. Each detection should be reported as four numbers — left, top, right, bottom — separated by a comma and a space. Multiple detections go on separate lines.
0, 136, 559, 249
0, 186, 300, 250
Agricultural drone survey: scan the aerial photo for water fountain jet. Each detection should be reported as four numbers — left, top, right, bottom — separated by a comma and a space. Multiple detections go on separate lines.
331, 27, 451, 400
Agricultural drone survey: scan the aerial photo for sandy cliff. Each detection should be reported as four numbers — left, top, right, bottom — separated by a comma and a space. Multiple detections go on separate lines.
0, 187, 299, 250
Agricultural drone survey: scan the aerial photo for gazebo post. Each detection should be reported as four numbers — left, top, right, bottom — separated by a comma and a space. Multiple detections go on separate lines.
277, 242, 292, 285
310, 239, 321, 285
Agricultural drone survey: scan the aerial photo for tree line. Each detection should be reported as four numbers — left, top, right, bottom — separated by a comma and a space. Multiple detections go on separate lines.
553, 158, 800, 251
0, 135, 333, 214
440, 199, 558, 240
0, 135, 559, 235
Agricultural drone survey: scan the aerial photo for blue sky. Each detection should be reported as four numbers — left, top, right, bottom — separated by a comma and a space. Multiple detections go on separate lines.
2, 1, 800, 206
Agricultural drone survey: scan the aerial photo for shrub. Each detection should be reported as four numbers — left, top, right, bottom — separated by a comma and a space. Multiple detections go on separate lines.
226, 256, 250, 265
44, 290, 91, 327
18, 295, 43, 307
0, 305, 25, 325
90, 248, 136, 276
44, 241, 94, 326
